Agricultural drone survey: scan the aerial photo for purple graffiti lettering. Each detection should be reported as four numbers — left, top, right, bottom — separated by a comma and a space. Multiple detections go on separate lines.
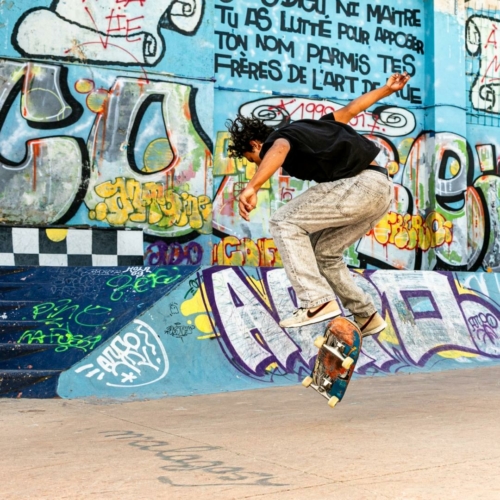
199, 268, 500, 381
185, 241, 203, 266
145, 241, 204, 266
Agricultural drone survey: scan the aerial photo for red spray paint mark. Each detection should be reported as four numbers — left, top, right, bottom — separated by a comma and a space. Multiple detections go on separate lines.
32, 141, 42, 191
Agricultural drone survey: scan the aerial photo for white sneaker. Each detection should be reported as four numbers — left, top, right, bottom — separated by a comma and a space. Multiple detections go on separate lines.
354, 312, 387, 336
279, 301, 341, 328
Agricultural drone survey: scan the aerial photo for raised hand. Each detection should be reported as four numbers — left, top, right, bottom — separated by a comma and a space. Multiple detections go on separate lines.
386, 71, 411, 92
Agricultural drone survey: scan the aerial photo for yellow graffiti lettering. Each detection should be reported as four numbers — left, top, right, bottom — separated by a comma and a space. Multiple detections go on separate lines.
212, 236, 258, 266
394, 228, 409, 249
212, 237, 283, 267
257, 238, 283, 267
159, 190, 183, 227
198, 195, 212, 234
93, 178, 145, 225
142, 182, 164, 225
419, 218, 432, 252
404, 213, 418, 250
181, 192, 201, 230
372, 213, 391, 245
426, 212, 453, 247
372, 211, 454, 251
91, 178, 212, 230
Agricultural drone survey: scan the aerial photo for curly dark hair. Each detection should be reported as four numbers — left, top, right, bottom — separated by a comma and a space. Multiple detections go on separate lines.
225, 114, 274, 158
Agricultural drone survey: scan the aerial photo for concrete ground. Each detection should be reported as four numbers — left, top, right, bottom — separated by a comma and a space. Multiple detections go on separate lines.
1, 367, 500, 500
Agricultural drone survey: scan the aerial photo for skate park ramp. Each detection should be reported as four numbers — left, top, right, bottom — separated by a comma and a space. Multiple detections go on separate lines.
0, 265, 499, 399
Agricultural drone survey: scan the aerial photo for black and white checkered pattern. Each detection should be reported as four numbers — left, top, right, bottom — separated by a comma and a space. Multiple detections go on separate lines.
0, 227, 144, 266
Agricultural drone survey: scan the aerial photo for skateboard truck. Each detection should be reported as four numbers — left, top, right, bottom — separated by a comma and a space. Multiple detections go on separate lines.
303, 377, 339, 407
314, 335, 354, 370
320, 376, 333, 390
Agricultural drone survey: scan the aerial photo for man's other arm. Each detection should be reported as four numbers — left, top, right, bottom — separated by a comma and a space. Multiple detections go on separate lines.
334, 72, 410, 124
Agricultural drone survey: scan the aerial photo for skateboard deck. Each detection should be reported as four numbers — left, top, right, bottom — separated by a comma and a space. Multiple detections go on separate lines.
302, 316, 362, 408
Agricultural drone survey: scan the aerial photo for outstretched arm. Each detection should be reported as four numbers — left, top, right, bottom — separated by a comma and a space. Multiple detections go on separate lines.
334, 72, 410, 124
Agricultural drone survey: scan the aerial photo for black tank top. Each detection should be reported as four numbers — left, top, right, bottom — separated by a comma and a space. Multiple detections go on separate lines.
259, 113, 380, 183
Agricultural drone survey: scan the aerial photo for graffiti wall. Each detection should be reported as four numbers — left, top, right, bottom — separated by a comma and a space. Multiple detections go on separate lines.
1, 2, 500, 397
210, 0, 500, 273
0, 1, 498, 271
1, 265, 499, 398
0, 1, 214, 266
212, 0, 429, 269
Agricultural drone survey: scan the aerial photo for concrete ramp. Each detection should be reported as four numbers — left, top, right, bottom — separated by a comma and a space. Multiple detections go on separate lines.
1, 266, 499, 399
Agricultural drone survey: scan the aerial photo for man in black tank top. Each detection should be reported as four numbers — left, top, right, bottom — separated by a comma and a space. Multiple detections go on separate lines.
226, 72, 410, 334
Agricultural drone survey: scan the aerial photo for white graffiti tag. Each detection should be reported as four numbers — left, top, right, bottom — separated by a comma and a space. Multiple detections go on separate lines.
75, 319, 169, 387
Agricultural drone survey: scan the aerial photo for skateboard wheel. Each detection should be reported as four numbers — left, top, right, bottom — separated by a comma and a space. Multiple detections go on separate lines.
342, 357, 354, 370
302, 376, 313, 388
314, 336, 326, 349
328, 396, 340, 408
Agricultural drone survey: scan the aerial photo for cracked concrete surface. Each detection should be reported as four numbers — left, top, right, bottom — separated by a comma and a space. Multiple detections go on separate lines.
1, 366, 500, 499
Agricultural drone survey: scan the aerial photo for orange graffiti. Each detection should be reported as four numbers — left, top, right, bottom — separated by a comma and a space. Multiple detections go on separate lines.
212, 237, 283, 267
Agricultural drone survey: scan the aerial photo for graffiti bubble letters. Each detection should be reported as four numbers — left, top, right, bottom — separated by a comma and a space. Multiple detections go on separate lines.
0, 63, 212, 235
203, 268, 500, 379
90, 180, 212, 233
75, 320, 169, 387
212, 236, 282, 267
13, 0, 205, 66
84, 77, 212, 238
203, 267, 327, 377
371, 211, 454, 251
145, 241, 204, 266
0, 60, 83, 128
0, 60, 86, 225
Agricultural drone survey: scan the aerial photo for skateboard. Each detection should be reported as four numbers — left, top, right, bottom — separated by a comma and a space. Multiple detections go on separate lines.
302, 316, 362, 409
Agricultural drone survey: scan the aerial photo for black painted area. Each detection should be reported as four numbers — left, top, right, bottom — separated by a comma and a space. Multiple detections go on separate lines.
0, 227, 13, 252
0, 370, 61, 398
91, 231, 117, 255
0, 265, 198, 397
0, 344, 56, 362
39, 231, 67, 254
67, 255, 93, 266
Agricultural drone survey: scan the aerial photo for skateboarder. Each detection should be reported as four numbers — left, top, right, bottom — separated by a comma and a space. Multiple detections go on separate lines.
227, 72, 410, 335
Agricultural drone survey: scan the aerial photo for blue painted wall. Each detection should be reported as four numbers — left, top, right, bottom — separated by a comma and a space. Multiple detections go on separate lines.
1, 265, 499, 398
